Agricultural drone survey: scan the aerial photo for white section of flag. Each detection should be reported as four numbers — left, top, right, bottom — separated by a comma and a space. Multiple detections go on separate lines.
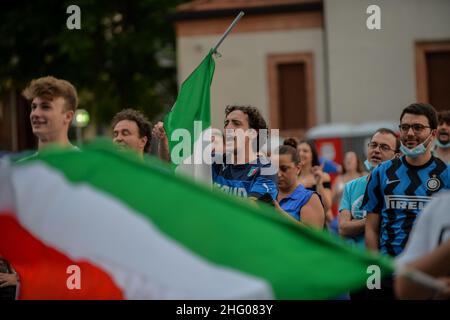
1, 161, 273, 299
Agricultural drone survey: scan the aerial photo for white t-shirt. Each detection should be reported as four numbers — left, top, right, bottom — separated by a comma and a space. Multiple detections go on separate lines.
396, 191, 450, 266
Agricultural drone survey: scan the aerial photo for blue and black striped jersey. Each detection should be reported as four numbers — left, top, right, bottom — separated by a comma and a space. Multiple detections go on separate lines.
362, 155, 450, 256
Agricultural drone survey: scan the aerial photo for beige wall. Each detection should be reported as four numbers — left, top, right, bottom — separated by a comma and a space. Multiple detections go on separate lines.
325, 0, 450, 123
176, 28, 325, 130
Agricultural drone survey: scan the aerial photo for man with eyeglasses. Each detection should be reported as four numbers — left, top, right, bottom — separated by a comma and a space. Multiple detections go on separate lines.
362, 103, 450, 299
337, 128, 399, 299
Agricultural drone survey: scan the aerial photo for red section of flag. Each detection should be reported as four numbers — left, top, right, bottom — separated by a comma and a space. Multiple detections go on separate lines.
0, 212, 123, 300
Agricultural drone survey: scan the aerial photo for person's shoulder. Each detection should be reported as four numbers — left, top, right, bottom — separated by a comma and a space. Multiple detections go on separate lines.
431, 155, 449, 169
348, 175, 368, 187
291, 184, 314, 201
342, 175, 367, 195
371, 157, 400, 176
381, 157, 401, 169
293, 183, 311, 195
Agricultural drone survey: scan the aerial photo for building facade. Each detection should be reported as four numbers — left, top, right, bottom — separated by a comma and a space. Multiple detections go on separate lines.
173, 0, 450, 137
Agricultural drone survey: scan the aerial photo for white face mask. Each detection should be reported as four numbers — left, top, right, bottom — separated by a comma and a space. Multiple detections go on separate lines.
435, 140, 450, 149
364, 159, 374, 172
400, 134, 433, 158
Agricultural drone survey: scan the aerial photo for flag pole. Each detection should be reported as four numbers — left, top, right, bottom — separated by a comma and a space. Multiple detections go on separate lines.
212, 11, 245, 54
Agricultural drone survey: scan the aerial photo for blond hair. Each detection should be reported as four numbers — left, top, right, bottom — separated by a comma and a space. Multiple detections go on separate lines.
22, 76, 78, 111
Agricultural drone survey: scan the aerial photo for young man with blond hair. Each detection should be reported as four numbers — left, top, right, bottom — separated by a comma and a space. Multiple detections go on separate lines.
22, 76, 78, 151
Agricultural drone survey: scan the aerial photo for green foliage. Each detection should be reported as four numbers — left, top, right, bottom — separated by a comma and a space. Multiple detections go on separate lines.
0, 0, 186, 126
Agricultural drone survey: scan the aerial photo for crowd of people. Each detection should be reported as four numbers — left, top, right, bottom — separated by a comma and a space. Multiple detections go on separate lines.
1, 75, 449, 300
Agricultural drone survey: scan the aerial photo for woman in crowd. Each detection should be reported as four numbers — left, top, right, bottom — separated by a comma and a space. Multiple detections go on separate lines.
331, 151, 366, 211
273, 139, 325, 228
290, 139, 334, 224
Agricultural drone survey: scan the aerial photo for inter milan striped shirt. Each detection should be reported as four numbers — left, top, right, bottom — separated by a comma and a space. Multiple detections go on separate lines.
361, 155, 450, 256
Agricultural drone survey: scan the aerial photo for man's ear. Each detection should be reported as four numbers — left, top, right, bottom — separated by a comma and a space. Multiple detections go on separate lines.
139, 136, 148, 150
65, 110, 74, 125
431, 128, 437, 138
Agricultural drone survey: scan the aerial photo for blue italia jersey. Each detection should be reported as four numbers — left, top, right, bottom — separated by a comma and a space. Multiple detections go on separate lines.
362, 155, 450, 256
212, 156, 278, 200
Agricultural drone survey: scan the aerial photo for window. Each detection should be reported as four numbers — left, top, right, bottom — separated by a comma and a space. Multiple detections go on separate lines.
268, 53, 316, 137
416, 41, 450, 111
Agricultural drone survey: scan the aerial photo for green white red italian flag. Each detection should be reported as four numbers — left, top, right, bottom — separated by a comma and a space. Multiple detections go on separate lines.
0, 142, 393, 299
163, 50, 215, 183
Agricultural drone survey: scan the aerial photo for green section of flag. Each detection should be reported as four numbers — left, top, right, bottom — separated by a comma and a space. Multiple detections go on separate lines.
164, 50, 215, 163
20, 141, 395, 299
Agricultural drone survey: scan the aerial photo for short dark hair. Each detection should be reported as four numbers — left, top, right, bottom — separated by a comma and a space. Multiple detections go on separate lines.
400, 103, 438, 130
112, 109, 152, 153
371, 128, 401, 153
438, 110, 450, 125
225, 105, 268, 151
280, 138, 300, 164
298, 140, 320, 167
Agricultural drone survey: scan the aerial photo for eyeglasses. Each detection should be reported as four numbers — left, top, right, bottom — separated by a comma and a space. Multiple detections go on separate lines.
399, 123, 430, 133
368, 142, 395, 152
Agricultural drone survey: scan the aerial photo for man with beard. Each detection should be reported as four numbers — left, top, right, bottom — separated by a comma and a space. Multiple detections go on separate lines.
362, 103, 450, 299
214, 105, 278, 202
434, 110, 450, 164
112, 109, 152, 159
152, 105, 278, 203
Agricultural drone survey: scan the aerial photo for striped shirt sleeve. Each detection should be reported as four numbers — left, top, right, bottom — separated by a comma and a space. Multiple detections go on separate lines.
361, 167, 383, 214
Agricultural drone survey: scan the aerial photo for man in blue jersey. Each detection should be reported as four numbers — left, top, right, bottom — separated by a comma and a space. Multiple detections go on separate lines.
212, 105, 278, 203
152, 105, 278, 202
338, 128, 399, 300
338, 128, 400, 247
362, 103, 450, 299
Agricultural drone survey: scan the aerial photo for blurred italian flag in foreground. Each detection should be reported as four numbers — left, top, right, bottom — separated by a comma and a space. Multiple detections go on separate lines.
0, 141, 393, 299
